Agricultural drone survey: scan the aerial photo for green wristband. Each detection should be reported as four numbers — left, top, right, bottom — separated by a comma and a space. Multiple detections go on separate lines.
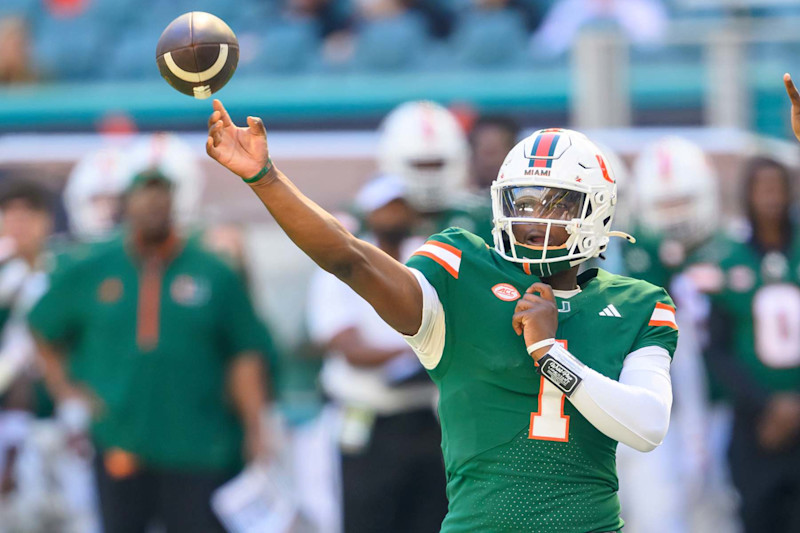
242, 158, 273, 184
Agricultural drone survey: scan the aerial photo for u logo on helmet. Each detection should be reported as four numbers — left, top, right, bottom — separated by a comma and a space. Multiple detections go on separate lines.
596, 155, 614, 183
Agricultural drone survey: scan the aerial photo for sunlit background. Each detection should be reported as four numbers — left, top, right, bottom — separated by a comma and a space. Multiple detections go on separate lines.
1, 0, 799, 532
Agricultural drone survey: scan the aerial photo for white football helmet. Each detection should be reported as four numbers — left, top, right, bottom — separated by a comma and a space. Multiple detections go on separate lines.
596, 143, 633, 231
64, 146, 130, 240
124, 132, 205, 229
491, 129, 633, 277
377, 101, 469, 213
633, 136, 718, 247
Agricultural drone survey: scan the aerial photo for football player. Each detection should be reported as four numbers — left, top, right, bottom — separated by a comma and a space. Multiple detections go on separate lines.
64, 146, 130, 242
617, 137, 731, 533
207, 103, 678, 531
377, 101, 494, 243
697, 75, 800, 532
702, 153, 800, 533
624, 136, 720, 289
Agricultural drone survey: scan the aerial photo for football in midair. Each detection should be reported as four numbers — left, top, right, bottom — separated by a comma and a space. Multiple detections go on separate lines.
156, 12, 239, 100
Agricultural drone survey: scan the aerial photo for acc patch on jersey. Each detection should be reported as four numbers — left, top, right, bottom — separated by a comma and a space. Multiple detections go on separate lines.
492, 283, 521, 301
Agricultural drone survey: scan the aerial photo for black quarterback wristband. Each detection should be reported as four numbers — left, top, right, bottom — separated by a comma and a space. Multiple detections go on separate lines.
536, 344, 586, 398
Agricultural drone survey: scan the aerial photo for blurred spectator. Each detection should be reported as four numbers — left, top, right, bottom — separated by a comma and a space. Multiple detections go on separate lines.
531, 0, 667, 57
704, 157, 800, 533
45, 0, 89, 18
288, 0, 353, 39
28, 169, 271, 533
468, 114, 520, 192
450, 0, 536, 68
307, 175, 447, 533
345, 0, 430, 71
0, 17, 35, 84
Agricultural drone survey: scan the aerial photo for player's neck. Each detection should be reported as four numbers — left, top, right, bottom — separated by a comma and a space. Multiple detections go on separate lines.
540, 267, 579, 291
754, 220, 789, 251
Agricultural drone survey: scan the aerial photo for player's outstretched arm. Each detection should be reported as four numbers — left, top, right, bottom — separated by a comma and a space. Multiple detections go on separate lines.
784, 73, 800, 143
206, 100, 423, 336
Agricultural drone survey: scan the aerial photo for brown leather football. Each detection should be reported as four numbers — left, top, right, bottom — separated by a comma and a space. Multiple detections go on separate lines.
156, 12, 239, 99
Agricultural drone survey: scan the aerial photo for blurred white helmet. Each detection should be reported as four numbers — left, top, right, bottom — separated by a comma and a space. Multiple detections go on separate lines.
633, 136, 719, 247
595, 143, 633, 231
491, 128, 633, 277
377, 101, 469, 213
124, 133, 205, 228
64, 146, 129, 240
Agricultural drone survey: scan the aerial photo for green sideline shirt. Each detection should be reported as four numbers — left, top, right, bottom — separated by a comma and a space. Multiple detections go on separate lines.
29, 235, 265, 472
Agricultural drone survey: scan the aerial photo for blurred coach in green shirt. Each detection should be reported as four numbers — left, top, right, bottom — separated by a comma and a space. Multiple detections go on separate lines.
28, 169, 270, 533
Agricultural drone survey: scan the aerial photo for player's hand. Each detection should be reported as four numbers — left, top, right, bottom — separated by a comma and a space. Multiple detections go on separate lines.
512, 282, 558, 362
784, 74, 800, 143
206, 99, 270, 181
758, 392, 800, 452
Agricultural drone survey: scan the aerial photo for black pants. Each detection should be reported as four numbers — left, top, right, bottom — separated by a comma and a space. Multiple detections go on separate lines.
94, 453, 233, 533
729, 413, 800, 533
341, 409, 448, 533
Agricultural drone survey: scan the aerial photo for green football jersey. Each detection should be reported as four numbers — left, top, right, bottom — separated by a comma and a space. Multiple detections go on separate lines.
406, 228, 678, 533
621, 227, 685, 288
706, 229, 800, 393
620, 226, 731, 287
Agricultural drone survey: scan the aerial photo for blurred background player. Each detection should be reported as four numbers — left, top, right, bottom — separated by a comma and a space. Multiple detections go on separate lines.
63, 145, 131, 243
616, 136, 732, 532
28, 169, 271, 533
307, 175, 446, 533
376, 100, 494, 243
0, 180, 68, 532
703, 155, 800, 533
468, 114, 520, 195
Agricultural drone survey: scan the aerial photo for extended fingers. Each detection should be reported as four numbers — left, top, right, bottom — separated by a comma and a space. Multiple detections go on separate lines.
205, 136, 219, 159
213, 99, 233, 127
208, 110, 221, 129
209, 120, 224, 147
785, 73, 800, 106
246, 116, 267, 138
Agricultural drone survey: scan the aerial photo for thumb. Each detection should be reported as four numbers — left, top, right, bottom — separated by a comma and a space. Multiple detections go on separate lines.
246, 116, 267, 138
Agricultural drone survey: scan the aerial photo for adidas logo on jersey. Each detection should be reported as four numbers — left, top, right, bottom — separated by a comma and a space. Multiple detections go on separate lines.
599, 304, 622, 318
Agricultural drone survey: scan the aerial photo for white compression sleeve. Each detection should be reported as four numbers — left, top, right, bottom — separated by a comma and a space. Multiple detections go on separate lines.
402, 268, 446, 370
544, 344, 673, 452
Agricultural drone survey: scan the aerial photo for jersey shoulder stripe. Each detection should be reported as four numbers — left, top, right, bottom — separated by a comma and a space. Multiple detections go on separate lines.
648, 302, 677, 329
412, 240, 463, 278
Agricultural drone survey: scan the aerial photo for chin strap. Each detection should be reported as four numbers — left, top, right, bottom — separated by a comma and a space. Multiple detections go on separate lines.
608, 231, 636, 244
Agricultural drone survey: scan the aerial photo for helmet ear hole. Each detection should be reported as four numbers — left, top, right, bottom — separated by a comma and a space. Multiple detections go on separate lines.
594, 191, 608, 205
582, 236, 595, 250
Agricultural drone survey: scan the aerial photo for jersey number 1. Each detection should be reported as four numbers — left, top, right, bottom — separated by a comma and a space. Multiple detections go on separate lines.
528, 340, 570, 442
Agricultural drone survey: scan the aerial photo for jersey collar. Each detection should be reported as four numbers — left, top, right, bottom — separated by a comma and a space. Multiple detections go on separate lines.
127, 229, 184, 265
